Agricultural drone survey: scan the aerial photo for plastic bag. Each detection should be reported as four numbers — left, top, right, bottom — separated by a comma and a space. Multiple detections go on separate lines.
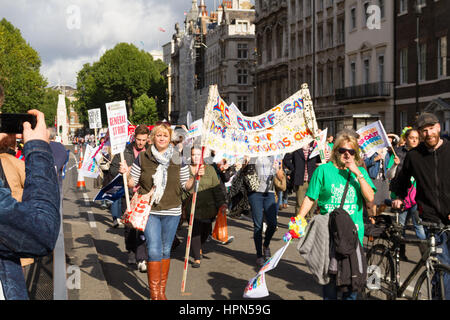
212, 206, 228, 243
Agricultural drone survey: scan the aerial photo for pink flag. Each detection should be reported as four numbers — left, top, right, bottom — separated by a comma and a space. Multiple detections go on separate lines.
158, 27, 166, 32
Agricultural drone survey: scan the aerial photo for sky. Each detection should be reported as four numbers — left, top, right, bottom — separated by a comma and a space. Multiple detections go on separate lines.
0, 0, 254, 88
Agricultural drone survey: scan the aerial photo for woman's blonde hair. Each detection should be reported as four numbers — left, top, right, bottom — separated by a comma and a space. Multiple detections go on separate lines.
330, 132, 362, 166
149, 122, 173, 143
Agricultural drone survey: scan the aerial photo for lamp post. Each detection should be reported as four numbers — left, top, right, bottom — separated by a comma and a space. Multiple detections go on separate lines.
415, 2, 422, 116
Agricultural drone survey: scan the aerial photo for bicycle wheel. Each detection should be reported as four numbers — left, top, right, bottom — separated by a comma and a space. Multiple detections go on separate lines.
412, 264, 450, 300
364, 244, 396, 300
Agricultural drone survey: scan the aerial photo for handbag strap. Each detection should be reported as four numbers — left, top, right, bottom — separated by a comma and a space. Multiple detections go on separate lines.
339, 170, 352, 209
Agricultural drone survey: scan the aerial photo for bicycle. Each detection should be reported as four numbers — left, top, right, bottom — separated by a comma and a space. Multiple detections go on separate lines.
365, 207, 450, 300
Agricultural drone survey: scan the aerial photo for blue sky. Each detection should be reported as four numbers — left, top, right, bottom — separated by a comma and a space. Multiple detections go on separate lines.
0, 0, 254, 87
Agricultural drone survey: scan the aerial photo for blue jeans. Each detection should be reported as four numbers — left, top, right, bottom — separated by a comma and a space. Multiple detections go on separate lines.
247, 192, 278, 258
398, 205, 426, 240
144, 214, 181, 262
277, 191, 288, 206
110, 198, 122, 220
323, 275, 358, 300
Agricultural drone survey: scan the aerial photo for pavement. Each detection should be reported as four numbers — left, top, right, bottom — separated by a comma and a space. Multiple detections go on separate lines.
61, 146, 424, 301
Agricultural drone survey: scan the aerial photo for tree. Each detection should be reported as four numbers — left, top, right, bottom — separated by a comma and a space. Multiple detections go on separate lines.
130, 93, 159, 125
75, 43, 166, 125
0, 19, 48, 114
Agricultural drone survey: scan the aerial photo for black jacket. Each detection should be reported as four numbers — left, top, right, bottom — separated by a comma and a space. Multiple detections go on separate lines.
329, 208, 367, 293
391, 139, 450, 225
283, 143, 320, 187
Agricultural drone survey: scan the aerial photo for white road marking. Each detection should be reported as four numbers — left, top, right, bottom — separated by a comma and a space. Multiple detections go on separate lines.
83, 193, 96, 228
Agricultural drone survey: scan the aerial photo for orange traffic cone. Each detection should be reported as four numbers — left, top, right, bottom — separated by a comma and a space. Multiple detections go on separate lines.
78, 147, 84, 169
74, 144, 78, 154
76, 169, 86, 191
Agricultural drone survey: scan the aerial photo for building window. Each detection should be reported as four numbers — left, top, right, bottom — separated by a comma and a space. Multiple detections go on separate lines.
378, 55, 385, 82
350, 62, 356, 86
337, 18, 345, 44
318, 0, 324, 11
298, 34, 303, 56
291, 34, 296, 57
306, 30, 311, 54
338, 64, 345, 89
328, 67, 334, 95
419, 43, 426, 81
318, 27, 324, 50
350, 7, 356, 30
327, 22, 334, 48
378, 0, 385, 18
318, 69, 324, 96
400, 111, 408, 130
237, 21, 248, 33
438, 36, 447, 78
237, 96, 248, 113
399, 0, 407, 13
238, 43, 248, 59
363, 58, 370, 84
400, 48, 408, 84
363, 2, 370, 24
237, 69, 248, 84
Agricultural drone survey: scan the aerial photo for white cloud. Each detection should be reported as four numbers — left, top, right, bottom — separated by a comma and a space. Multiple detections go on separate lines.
1, 0, 254, 87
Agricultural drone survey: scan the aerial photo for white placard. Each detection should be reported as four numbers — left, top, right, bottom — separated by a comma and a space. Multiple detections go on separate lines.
88, 108, 102, 129
106, 101, 128, 155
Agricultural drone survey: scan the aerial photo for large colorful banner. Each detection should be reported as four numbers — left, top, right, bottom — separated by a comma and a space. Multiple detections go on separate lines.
243, 241, 291, 298
356, 120, 391, 158
201, 84, 319, 157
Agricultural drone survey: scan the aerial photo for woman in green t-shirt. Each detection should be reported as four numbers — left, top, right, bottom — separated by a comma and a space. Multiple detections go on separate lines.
296, 132, 376, 300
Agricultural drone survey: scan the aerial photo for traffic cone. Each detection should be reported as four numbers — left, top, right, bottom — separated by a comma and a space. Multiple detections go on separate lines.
74, 144, 78, 154
76, 169, 86, 191
78, 147, 84, 169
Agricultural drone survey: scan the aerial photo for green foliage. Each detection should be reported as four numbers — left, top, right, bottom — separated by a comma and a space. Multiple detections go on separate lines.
130, 93, 159, 125
75, 43, 168, 126
0, 18, 48, 115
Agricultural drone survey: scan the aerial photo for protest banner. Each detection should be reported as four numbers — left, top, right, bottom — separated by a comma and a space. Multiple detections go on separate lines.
243, 241, 291, 298
310, 128, 328, 160
79, 145, 102, 178
93, 174, 124, 202
356, 120, 391, 158
200, 84, 319, 157
106, 101, 128, 155
106, 100, 130, 211
187, 119, 203, 139
88, 108, 102, 129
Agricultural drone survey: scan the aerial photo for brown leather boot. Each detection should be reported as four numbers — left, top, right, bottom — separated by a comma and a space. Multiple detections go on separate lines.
147, 261, 161, 300
160, 259, 170, 300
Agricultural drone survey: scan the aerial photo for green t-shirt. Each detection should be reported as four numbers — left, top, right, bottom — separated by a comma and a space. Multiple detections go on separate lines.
306, 162, 377, 245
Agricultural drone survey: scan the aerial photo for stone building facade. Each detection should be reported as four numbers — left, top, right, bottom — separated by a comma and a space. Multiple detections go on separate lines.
395, 0, 450, 133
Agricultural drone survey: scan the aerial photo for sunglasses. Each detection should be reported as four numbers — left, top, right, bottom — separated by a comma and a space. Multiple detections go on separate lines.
338, 148, 356, 156
155, 121, 171, 127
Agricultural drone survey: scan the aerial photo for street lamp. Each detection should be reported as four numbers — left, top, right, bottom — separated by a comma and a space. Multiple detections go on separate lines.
415, 2, 422, 116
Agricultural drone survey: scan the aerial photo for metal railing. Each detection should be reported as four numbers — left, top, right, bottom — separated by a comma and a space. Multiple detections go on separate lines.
335, 81, 392, 102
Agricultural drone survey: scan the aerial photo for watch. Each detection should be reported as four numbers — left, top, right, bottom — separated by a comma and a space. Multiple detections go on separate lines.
357, 174, 364, 180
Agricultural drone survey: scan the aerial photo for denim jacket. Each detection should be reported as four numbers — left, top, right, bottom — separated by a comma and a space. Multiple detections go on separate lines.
0, 140, 60, 300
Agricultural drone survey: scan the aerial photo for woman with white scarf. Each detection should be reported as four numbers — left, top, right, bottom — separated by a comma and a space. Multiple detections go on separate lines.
119, 122, 201, 300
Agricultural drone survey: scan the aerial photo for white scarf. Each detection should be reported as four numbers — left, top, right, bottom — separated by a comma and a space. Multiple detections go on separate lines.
151, 144, 174, 205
